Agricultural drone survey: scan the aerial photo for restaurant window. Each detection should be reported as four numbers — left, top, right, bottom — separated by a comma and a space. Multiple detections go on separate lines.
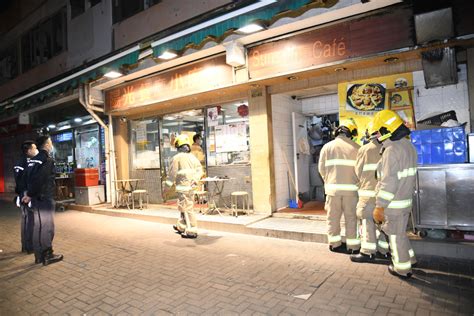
21, 8, 67, 72
206, 102, 250, 166
131, 118, 160, 169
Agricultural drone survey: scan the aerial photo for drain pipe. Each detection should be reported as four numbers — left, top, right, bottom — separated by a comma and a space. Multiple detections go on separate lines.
79, 84, 115, 206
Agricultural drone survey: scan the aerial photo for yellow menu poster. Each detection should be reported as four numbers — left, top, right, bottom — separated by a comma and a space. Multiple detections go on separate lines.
338, 72, 415, 144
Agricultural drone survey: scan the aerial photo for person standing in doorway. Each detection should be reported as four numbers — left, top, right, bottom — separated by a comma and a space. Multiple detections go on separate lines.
350, 122, 390, 263
318, 119, 361, 254
23, 135, 63, 265
372, 110, 417, 279
164, 135, 203, 238
191, 134, 205, 167
14, 140, 38, 254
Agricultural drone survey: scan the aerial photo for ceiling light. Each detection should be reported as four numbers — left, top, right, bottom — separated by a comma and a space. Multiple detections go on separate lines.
48, 124, 56, 129
158, 50, 178, 60
237, 22, 265, 34
138, 48, 153, 60
74, 118, 83, 123
384, 57, 399, 63
287, 76, 298, 81
104, 71, 123, 79
58, 124, 71, 131
334, 67, 346, 72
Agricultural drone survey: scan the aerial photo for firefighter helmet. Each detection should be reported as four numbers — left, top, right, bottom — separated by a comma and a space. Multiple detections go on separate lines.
372, 110, 404, 141
174, 134, 191, 148
336, 118, 358, 138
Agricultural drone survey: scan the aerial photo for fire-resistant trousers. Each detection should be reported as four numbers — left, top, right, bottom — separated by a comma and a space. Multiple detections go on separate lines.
325, 195, 360, 251
176, 192, 198, 234
382, 209, 417, 276
32, 198, 56, 258
357, 202, 389, 255
20, 204, 34, 252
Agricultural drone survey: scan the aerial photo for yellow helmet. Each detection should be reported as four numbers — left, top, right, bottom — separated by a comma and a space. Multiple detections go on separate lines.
174, 134, 191, 148
337, 118, 358, 138
372, 110, 404, 141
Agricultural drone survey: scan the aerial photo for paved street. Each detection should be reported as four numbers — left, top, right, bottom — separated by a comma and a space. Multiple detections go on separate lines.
0, 199, 473, 316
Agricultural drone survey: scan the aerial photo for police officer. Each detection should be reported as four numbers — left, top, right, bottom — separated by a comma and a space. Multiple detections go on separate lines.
164, 134, 203, 238
14, 140, 38, 253
318, 119, 361, 254
23, 135, 63, 265
372, 110, 417, 279
350, 122, 390, 263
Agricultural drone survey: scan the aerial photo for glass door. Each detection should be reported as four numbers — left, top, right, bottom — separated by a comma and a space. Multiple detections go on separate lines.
160, 109, 206, 200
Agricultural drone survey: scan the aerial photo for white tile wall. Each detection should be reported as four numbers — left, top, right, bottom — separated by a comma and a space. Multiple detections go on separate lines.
414, 64, 470, 131
271, 94, 303, 209
302, 94, 339, 115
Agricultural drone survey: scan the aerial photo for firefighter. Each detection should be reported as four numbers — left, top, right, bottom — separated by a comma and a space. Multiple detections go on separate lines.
318, 118, 361, 254
350, 121, 390, 263
14, 140, 38, 253
23, 135, 63, 265
164, 134, 203, 238
372, 110, 417, 279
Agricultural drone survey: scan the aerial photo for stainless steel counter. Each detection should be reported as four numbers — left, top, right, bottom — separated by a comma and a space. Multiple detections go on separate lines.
414, 163, 474, 231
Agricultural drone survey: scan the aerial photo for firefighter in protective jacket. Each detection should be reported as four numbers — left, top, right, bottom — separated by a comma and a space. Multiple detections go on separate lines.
350, 121, 390, 263
164, 134, 203, 238
318, 119, 361, 254
372, 110, 417, 279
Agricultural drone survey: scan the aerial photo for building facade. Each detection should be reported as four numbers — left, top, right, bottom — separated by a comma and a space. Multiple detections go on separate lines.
1, 0, 474, 217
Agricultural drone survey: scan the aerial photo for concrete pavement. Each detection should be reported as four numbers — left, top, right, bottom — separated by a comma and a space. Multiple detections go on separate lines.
0, 200, 473, 315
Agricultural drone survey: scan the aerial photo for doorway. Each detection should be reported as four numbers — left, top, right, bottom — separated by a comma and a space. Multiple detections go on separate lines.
160, 109, 205, 201
271, 92, 339, 217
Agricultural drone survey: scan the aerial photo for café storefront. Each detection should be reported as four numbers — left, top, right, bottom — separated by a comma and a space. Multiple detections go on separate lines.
102, 3, 474, 225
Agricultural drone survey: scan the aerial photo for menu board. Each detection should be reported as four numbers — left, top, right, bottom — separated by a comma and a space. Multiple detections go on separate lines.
215, 123, 248, 153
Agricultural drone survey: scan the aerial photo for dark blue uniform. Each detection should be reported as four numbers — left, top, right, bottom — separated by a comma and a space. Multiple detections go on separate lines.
26, 149, 57, 263
13, 156, 34, 252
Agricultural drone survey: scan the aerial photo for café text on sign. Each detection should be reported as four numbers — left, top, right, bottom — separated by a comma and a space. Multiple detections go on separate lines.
248, 7, 413, 79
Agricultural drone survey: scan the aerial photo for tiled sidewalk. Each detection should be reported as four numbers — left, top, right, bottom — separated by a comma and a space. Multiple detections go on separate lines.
0, 201, 473, 315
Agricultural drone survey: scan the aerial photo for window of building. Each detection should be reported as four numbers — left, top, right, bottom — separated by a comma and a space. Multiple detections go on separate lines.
21, 8, 67, 72
70, 0, 85, 19
113, 0, 144, 23
89, 0, 101, 7
131, 118, 161, 169
0, 44, 19, 84
113, 0, 161, 23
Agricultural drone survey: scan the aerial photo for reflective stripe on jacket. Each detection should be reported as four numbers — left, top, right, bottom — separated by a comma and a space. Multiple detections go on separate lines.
166, 152, 203, 193
355, 139, 382, 206
375, 138, 417, 210
318, 135, 360, 196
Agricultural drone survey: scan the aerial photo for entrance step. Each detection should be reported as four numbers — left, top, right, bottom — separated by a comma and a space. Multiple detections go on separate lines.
272, 212, 327, 221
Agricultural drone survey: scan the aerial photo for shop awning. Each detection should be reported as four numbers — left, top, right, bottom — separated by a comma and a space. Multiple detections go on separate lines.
0, 0, 336, 120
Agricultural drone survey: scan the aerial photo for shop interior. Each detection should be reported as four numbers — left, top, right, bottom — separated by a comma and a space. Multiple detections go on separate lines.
129, 100, 252, 209
29, 101, 105, 205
